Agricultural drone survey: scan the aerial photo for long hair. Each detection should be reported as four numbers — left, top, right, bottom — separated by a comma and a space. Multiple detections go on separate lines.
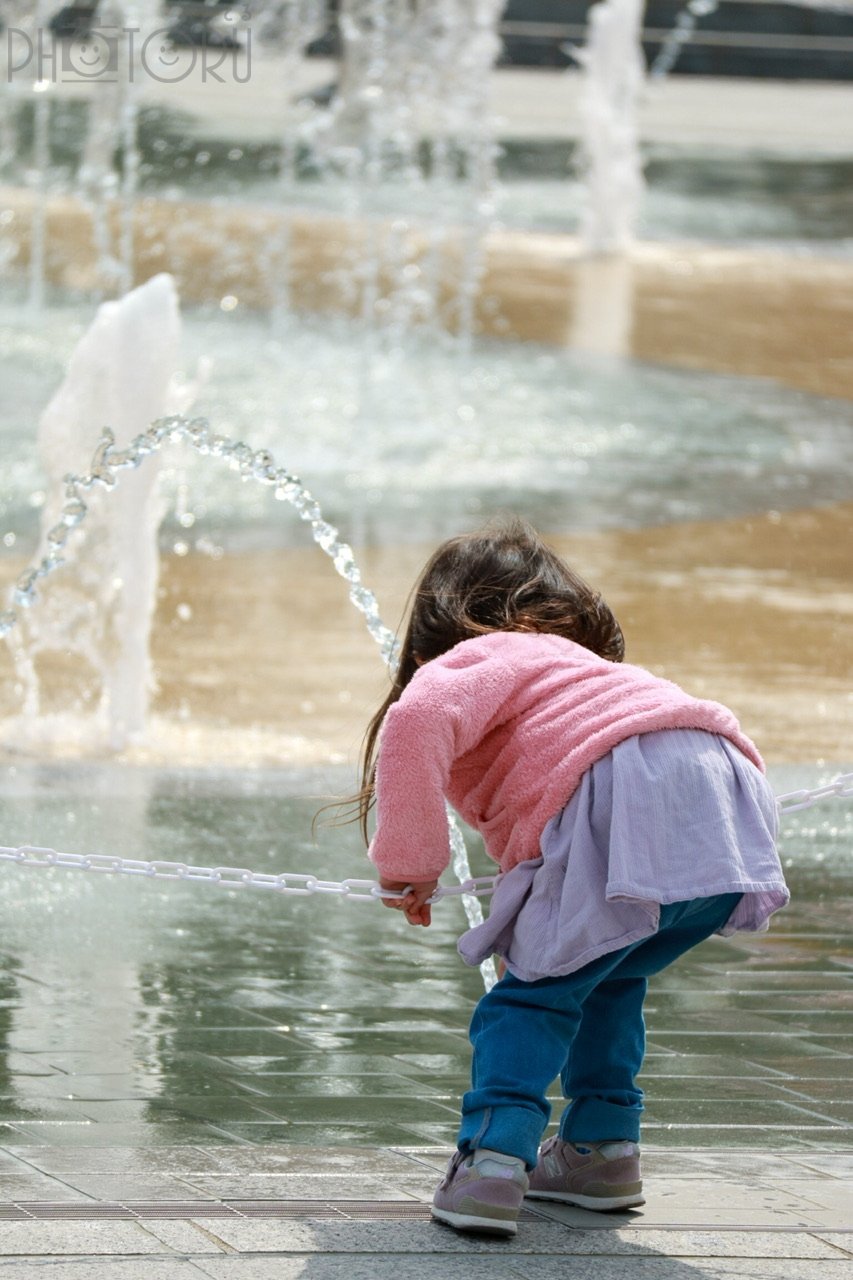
346, 516, 624, 844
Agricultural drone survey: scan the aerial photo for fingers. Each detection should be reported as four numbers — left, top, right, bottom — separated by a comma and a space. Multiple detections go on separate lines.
403, 898, 432, 927
378, 880, 437, 927
379, 881, 410, 910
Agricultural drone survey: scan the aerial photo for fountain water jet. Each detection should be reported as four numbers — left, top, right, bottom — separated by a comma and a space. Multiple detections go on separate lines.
565, 0, 647, 357
574, 0, 646, 256
5, 272, 184, 751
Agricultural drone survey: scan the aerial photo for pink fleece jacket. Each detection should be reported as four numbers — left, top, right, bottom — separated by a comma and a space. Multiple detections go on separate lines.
368, 631, 764, 882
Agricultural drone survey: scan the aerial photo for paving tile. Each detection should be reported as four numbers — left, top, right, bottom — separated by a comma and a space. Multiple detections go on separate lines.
539, 1200, 834, 1230
149, 1098, 289, 1123
811, 1234, 853, 1256
216, 1053, 427, 1077
684, 1152, 838, 1179
201, 1122, 436, 1147
0, 1221, 170, 1255
788, 1153, 853, 1178
644, 1033, 846, 1061
0, 1171, 94, 1200
285, 1031, 471, 1055
516, 1261, 853, 1279
387, 1146, 455, 1172
638, 1127, 840, 1150
642, 1055, 796, 1080
148, 1031, 297, 1056
0, 1263, 210, 1280
4, 1122, 229, 1147
160, 1004, 290, 1030
176, 1174, 421, 1199
763, 1180, 853, 1217
785, 1132, 853, 1150
643, 1098, 839, 1125
3, 1053, 66, 1078
175, 1143, 442, 1176
644, 1176, 829, 1215
191, 1260, 533, 1280
250, 1097, 458, 1123
564, 1230, 850, 1259
793, 1103, 853, 1123
644, 1079, 809, 1102
4, 1145, 230, 1175
719, 973, 852, 990
52, 1174, 218, 1200
0, 1099, 92, 1123
781, 1080, 853, 1103
169, 1218, 594, 1254
66, 1102, 212, 1125
10, 1075, 153, 1102
158, 1218, 849, 1259
383, 1123, 460, 1146
226, 1074, 446, 1099
136, 1219, 229, 1254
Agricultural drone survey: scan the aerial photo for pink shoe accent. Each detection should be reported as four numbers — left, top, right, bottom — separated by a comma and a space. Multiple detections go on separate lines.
432, 1150, 529, 1236
527, 1137, 644, 1211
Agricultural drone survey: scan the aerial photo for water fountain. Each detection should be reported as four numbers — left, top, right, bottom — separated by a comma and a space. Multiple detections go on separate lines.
5, 273, 183, 749
0, 0, 850, 1161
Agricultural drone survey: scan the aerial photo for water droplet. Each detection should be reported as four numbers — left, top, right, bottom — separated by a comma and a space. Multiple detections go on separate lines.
312, 521, 339, 552
61, 498, 87, 526
46, 524, 68, 547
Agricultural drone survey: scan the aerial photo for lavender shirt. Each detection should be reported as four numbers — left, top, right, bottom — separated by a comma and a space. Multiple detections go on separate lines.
458, 729, 789, 982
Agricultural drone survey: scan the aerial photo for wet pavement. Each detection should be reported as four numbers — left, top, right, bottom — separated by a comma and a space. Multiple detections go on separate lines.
0, 766, 850, 1272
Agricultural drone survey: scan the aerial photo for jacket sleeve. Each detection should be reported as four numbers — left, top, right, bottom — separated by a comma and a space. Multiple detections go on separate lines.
367, 646, 512, 881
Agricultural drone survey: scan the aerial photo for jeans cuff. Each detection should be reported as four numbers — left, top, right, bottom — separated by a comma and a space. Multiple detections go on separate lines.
457, 1104, 544, 1169
560, 1096, 643, 1144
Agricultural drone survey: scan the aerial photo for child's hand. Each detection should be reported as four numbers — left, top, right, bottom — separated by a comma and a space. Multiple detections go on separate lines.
378, 877, 439, 927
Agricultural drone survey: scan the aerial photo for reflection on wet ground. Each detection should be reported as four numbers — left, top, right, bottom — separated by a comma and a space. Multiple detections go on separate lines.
0, 764, 849, 1152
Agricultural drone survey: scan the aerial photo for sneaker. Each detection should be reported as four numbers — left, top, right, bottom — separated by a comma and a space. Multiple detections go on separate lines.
527, 1136, 644, 1211
432, 1149, 529, 1237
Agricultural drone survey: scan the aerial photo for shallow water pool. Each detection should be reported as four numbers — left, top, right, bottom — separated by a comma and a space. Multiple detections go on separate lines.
2, 298, 853, 553
0, 761, 850, 1151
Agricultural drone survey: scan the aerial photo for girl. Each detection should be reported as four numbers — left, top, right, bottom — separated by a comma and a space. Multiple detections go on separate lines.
356, 517, 788, 1238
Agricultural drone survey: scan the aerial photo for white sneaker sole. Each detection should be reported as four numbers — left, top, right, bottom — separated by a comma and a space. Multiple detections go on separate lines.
431, 1205, 518, 1236
526, 1188, 645, 1211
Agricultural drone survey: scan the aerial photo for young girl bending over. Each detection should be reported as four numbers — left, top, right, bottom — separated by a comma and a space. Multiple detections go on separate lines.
357, 517, 788, 1238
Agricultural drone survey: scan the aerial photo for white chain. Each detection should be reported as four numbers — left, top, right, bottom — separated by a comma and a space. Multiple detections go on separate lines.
1, 774, 850, 905
774, 772, 853, 815
0, 844, 498, 904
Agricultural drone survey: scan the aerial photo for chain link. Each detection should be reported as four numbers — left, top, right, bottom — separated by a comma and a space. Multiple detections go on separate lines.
774, 772, 853, 816
0, 774, 849, 905
0, 845, 499, 904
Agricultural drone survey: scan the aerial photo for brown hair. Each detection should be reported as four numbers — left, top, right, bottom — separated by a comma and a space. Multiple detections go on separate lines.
346, 516, 623, 843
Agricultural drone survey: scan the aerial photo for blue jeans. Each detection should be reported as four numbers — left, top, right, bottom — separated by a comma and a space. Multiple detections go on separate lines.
457, 893, 742, 1169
